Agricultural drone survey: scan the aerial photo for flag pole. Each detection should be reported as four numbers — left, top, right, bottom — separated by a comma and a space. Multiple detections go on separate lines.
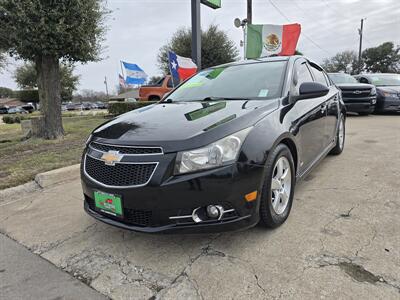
167, 51, 175, 88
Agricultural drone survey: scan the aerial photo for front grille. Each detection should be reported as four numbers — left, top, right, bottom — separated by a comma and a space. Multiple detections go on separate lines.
341, 89, 371, 98
90, 142, 162, 155
85, 196, 153, 227
125, 208, 153, 226
85, 155, 157, 187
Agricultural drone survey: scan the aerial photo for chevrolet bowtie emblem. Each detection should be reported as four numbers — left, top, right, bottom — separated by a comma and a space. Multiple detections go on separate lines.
101, 150, 123, 166
353, 90, 362, 94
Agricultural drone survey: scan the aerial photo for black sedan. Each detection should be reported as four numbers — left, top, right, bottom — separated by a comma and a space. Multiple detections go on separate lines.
81, 56, 346, 233
355, 73, 400, 113
329, 72, 376, 115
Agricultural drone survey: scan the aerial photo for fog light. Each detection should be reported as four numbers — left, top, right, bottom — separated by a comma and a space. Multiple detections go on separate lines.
206, 205, 220, 219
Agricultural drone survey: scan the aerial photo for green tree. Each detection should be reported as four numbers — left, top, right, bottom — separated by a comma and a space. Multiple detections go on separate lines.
14, 63, 80, 102
157, 24, 239, 74
362, 42, 400, 73
148, 75, 164, 85
321, 50, 359, 74
0, 1, 107, 139
0, 86, 13, 98
0, 53, 6, 71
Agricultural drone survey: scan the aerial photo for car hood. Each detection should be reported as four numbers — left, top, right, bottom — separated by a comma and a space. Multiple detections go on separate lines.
92, 100, 279, 152
336, 83, 373, 90
376, 86, 400, 93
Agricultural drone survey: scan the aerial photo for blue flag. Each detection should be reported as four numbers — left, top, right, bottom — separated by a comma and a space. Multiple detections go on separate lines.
122, 62, 148, 85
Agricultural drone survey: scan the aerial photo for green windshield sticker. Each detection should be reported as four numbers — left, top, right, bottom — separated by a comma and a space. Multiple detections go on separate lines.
185, 102, 227, 121
181, 82, 204, 89
206, 67, 225, 79
258, 89, 269, 97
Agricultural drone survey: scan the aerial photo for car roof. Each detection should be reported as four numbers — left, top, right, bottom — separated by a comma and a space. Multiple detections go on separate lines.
212, 55, 301, 68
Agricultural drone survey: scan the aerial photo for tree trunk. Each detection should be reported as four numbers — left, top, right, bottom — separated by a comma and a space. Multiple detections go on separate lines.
35, 55, 64, 139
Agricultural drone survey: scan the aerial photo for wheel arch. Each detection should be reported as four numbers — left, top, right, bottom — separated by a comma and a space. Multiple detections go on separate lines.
278, 137, 298, 174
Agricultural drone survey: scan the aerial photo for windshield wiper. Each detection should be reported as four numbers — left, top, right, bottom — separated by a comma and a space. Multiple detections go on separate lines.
202, 96, 250, 101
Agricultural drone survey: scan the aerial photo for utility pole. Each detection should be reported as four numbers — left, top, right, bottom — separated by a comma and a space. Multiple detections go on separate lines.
358, 18, 365, 72
247, 0, 252, 24
104, 76, 109, 98
191, 0, 201, 69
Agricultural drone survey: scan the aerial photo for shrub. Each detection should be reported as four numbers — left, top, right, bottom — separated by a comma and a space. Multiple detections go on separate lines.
2, 114, 32, 124
16, 90, 40, 103
108, 101, 157, 116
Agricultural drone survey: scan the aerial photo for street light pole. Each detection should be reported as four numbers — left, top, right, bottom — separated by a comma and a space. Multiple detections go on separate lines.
191, 0, 201, 69
358, 18, 365, 72
104, 76, 109, 99
247, 0, 252, 24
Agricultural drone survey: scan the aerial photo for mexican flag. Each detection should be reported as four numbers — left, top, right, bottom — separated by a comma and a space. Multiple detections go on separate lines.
246, 24, 301, 59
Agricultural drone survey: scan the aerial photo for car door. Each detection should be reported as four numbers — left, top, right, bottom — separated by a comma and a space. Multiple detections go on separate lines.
291, 59, 328, 174
309, 63, 339, 148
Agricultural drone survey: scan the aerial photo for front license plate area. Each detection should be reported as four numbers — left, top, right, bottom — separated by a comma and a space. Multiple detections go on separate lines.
94, 191, 123, 218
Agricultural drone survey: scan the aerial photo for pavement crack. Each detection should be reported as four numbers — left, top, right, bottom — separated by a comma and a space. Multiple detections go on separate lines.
254, 274, 266, 293
34, 223, 98, 255
308, 253, 400, 293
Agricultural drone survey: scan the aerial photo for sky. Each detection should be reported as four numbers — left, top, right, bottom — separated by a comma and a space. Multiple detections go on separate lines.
0, 0, 399, 94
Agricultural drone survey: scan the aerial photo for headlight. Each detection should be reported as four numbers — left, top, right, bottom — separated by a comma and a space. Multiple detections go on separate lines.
175, 127, 252, 174
383, 91, 397, 98
370, 87, 376, 96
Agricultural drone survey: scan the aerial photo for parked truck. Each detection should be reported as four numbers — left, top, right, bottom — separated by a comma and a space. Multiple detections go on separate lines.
139, 76, 173, 101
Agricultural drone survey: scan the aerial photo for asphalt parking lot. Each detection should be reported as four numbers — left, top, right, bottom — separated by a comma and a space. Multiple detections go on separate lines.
0, 114, 399, 299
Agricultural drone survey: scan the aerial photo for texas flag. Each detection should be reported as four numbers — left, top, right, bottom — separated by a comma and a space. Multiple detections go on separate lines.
246, 23, 301, 59
168, 51, 197, 83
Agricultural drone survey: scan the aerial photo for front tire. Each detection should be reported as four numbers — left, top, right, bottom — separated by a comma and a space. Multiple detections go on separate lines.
330, 114, 345, 155
259, 144, 296, 228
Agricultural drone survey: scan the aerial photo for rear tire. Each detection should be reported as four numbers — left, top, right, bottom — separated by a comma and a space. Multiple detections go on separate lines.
259, 144, 296, 228
330, 114, 345, 155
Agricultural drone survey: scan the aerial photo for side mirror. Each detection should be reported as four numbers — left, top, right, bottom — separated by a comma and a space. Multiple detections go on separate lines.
295, 82, 329, 101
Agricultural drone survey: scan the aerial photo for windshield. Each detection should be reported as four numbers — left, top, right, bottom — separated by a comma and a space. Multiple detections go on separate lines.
329, 73, 358, 84
166, 60, 288, 102
368, 74, 400, 86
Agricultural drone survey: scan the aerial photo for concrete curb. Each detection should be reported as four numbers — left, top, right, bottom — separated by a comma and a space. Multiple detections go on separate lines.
34, 164, 81, 189
0, 181, 40, 203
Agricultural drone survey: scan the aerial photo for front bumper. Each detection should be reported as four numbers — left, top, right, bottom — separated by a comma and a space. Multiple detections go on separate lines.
81, 162, 264, 233
380, 99, 400, 112
342, 96, 375, 113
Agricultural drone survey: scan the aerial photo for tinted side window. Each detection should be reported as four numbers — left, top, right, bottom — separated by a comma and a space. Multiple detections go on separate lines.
310, 65, 328, 86
323, 72, 331, 86
293, 61, 313, 94
167, 78, 173, 88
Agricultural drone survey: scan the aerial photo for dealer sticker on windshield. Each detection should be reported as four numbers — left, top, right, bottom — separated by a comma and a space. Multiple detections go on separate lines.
94, 191, 123, 217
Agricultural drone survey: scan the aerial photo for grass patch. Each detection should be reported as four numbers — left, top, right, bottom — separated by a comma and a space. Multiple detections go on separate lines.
0, 116, 106, 189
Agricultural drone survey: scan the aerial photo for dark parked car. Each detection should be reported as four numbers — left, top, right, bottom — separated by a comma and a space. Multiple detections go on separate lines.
0, 106, 9, 114
329, 73, 376, 115
21, 104, 35, 113
81, 56, 346, 233
96, 101, 107, 109
355, 73, 400, 113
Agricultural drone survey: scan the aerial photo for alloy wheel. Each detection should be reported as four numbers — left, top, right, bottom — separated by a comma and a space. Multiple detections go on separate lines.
271, 157, 292, 215
338, 116, 345, 149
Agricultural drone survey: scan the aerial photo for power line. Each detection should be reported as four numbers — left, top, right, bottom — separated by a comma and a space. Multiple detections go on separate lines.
267, 0, 333, 57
